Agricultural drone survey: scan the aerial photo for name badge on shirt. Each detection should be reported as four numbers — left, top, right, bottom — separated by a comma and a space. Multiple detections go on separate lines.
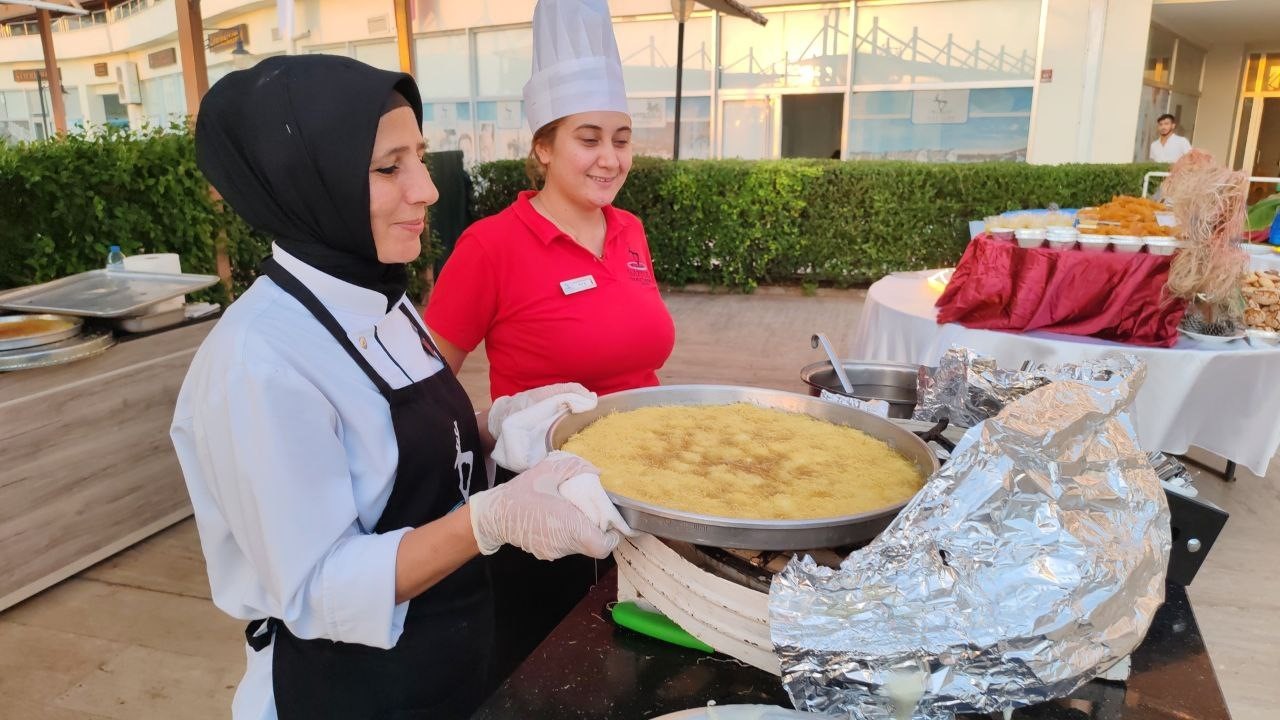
560, 275, 597, 296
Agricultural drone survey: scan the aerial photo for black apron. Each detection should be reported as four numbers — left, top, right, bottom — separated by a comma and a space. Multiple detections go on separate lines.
486, 466, 609, 683
245, 259, 492, 720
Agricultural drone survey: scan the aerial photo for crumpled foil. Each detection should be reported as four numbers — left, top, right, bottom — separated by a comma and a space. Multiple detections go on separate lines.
913, 346, 1135, 427
770, 354, 1171, 720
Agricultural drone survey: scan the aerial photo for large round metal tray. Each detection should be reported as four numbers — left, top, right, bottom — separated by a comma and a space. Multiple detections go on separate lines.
546, 385, 940, 550
0, 313, 83, 351
0, 331, 115, 372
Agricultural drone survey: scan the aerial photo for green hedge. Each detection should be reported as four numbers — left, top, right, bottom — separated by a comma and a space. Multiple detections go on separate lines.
0, 128, 440, 301
1, 130, 1164, 298
0, 125, 246, 303
474, 157, 1167, 289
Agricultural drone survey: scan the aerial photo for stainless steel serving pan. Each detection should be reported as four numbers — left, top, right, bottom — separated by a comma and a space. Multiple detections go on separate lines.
0, 313, 83, 351
0, 331, 115, 371
0, 269, 218, 318
546, 385, 940, 550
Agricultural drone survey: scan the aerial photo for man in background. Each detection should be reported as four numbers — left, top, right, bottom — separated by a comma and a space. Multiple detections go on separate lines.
1149, 113, 1192, 163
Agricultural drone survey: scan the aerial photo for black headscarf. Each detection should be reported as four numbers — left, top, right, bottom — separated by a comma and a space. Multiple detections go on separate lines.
195, 55, 424, 309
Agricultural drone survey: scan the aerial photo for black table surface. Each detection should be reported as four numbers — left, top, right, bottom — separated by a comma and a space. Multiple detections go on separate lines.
474, 571, 1230, 720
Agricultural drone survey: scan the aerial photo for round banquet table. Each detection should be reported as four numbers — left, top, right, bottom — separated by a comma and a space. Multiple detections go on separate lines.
850, 270, 1280, 477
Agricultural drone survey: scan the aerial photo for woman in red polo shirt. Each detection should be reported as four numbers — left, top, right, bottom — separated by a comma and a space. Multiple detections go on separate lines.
423, 0, 674, 684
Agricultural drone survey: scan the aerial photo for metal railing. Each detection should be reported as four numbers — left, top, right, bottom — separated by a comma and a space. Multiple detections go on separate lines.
2, 9, 109, 37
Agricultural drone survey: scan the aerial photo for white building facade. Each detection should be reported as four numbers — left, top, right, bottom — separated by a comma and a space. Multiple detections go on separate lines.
0, 0, 1274, 170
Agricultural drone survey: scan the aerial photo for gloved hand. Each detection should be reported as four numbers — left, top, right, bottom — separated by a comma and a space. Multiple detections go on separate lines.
468, 451, 620, 560
560, 473, 634, 537
488, 382, 597, 473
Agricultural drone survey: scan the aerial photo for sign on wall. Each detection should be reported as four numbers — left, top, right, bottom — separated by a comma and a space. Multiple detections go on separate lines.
94, 62, 110, 77
148, 47, 178, 69
13, 68, 60, 82
208, 25, 248, 52
911, 89, 970, 125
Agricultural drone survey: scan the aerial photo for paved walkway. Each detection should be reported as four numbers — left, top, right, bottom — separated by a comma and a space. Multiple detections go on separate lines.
0, 291, 1274, 719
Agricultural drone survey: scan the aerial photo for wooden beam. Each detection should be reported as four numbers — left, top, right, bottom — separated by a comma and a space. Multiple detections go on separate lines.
394, 0, 414, 76
35, 10, 67, 135
174, 0, 209, 121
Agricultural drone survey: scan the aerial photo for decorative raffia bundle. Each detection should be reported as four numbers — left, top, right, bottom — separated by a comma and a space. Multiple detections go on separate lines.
1161, 150, 1249, 327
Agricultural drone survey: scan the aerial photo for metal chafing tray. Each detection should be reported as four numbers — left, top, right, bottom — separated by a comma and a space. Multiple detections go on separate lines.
0, 331, 115, 371
0, 269, 219, 318
0, 313, 83, 351
546, 385, 941, 550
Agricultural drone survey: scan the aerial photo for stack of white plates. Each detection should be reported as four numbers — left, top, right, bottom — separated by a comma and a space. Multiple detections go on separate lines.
1078, 235, 1111, 253
1014, 228, 1046, 249
1144, 237, 1183, 256
1045, 226, 1079, 250
1111, 235, 1145, 254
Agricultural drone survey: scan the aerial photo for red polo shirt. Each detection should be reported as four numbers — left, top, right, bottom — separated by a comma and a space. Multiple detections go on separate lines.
425, 191, 675, 400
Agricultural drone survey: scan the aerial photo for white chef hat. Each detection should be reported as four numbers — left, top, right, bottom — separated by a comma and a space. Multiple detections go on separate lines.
522, 0, 629, 134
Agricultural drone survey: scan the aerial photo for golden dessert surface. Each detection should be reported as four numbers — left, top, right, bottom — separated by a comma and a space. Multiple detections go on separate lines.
561, 403, 925, 520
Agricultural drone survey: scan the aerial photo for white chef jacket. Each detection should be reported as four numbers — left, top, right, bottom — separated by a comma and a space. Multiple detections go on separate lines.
1149, 134, 1191, 163
171, 244, 448, 720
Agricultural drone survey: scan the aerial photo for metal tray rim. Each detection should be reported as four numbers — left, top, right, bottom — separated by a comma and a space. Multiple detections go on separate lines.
0, 269, 219, 318
546, 384, 940, 548
0, 331, 115, 371
0, 313, 83, 351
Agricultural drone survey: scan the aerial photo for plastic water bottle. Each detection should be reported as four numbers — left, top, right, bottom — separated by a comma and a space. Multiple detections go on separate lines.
106, 245, 125, 271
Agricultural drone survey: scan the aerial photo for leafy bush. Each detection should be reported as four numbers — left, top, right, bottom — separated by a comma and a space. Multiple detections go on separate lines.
474, 158, 1166, 290
2, 129, 1163, 297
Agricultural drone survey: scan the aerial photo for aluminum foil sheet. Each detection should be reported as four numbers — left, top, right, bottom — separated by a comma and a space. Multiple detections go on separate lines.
770, 354, 1171, 720
913, 346, 1134, 427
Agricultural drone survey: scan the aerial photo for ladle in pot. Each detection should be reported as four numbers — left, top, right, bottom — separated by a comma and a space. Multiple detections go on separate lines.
810, 333, 854, 395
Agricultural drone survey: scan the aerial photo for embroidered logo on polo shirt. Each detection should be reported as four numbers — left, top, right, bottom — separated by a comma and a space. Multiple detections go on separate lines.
626, 248, 653, 285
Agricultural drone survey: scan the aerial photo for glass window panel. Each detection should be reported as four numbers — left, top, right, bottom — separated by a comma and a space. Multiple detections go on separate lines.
1245, 53, 1262, 93
721, 7, 850, 90
614, 16, 713, 93
415, 34, 471, 99
475, 27, 532, 97
1169, 92, 1198, 142
1234, 98, 1254, 170
474, 100, 532, 163
853, 0, 1039, 86
354, 41, 400, 72
1133, 84, 1171, 162
721, 98, 773, 159
848, 88, 1032, 162
423, 101, 478, 166
1171, 41, 1204, 93
1266, 54, 1280, 92
628, 96, 711, 159
1144, 26, 1174, 85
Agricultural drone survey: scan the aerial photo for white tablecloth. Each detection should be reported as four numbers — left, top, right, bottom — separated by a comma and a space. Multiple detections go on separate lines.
850, 271, 1280, 477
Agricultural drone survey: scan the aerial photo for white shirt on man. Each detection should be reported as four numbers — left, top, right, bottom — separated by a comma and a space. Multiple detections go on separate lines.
1150, 134, 1191, 163
170, 244, 444, 719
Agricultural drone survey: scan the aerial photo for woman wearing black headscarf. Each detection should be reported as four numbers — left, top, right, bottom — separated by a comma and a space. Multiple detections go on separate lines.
171, 55, 624, 720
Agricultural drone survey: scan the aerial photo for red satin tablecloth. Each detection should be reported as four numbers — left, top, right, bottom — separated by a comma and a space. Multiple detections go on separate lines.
935, 235, 1186, 347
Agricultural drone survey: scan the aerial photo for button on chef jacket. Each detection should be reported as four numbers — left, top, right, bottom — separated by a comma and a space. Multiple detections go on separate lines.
425, 190, 676, 400
170, 244, 445, 720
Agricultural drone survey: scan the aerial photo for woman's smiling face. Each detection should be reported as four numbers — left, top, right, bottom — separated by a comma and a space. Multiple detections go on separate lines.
535, 111, 632, 208
368, 105, 438, 263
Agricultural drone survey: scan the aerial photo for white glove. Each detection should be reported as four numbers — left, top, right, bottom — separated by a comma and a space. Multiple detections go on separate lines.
488, 383, 597, 473
468, 451, 619, 560
560, 473, 635, 537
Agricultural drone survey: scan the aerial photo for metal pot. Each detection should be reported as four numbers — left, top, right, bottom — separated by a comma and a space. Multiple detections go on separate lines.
546, 384, 939, 550
799, 360, 919, 419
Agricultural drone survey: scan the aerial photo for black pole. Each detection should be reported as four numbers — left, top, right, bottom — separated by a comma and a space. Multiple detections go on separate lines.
673, 19, 685, 161
35, 71, 50, 140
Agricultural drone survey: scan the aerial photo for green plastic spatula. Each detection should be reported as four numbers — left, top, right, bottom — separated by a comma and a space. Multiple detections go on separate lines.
611, 601, 715, 653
